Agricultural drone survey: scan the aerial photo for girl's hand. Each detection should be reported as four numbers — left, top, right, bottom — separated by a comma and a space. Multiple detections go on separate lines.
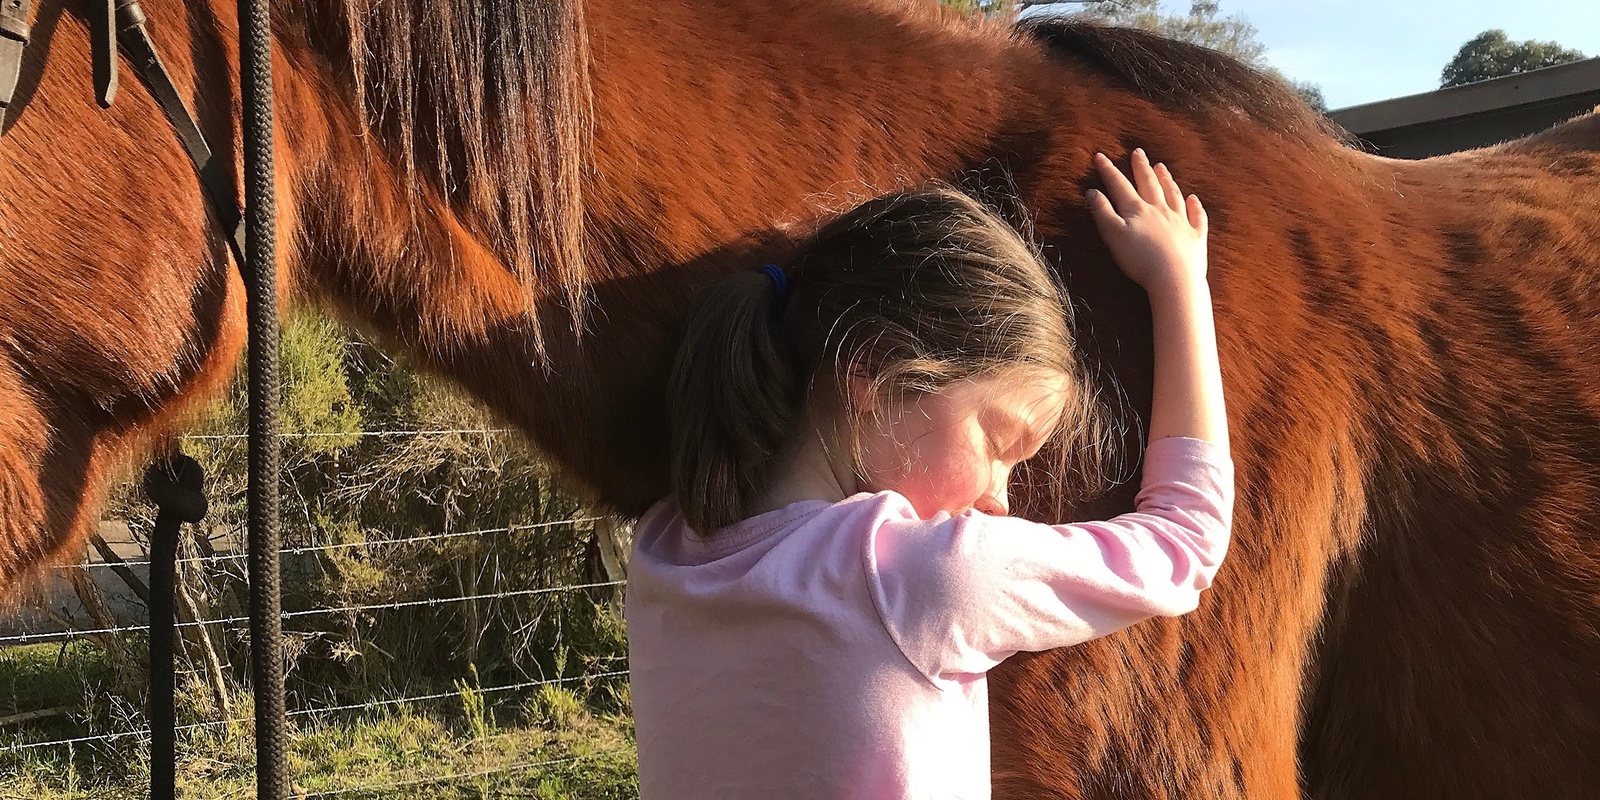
1087, 149, 1227, 449
1086, 149, 1209, 297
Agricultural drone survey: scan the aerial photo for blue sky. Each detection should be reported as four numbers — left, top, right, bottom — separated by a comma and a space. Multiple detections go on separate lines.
1029, 1, 1600, 110
1237, 1, 1600, 109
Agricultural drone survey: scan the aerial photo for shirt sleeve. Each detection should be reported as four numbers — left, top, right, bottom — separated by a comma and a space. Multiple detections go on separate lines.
866, 436, 1234, 683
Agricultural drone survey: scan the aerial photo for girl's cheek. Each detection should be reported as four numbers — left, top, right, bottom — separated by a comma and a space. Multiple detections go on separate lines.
921, 456, 982, 513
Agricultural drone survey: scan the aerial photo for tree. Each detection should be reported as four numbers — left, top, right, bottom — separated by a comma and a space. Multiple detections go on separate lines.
941, 0, 1018, 15
1081, 0, 1264, 65
1440, 29, 1586, 88
1293, 80, 1327, 113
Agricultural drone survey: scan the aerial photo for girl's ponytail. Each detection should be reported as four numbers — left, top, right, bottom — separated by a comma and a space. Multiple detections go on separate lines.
667, 271, 803, 533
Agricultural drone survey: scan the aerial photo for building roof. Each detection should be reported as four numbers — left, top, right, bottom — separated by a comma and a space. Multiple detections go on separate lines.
1326, 57, 1600, 158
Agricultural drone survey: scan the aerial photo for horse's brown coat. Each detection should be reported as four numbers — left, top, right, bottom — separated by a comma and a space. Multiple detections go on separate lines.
1, 1, 1596, 797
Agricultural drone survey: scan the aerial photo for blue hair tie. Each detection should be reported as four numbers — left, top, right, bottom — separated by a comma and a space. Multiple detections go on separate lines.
759, 264, 790, 312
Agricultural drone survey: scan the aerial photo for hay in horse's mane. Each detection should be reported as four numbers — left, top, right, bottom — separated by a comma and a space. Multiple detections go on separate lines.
330, 0, 592, 309
1019, 18, 1350, 145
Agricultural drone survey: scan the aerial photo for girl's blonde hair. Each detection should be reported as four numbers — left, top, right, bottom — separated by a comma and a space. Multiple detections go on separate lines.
667, 185, 1116, 532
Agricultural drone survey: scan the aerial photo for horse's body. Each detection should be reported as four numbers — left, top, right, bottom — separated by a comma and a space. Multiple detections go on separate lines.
1, 0, 1596, 796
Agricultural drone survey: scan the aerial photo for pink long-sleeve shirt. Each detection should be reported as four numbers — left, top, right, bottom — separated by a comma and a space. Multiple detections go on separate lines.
626, 436, 1233, 799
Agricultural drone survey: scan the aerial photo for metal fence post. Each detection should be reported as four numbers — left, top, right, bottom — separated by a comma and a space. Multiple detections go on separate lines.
142, 453, 207, 800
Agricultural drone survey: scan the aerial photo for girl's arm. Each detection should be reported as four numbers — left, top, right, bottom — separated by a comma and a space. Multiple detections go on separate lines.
865, 436, 1231, 681
1086, 148, 1228, 449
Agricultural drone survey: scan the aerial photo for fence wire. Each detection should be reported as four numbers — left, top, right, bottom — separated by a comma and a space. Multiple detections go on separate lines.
180, 428, 515, 441
0, 579, 624, 646
4, 670, 631, 753
64, 517, 600, 572
2, 418, 635, 794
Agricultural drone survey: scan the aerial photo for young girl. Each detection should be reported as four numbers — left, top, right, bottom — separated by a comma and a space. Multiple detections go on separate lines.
627, 149, 1231, 799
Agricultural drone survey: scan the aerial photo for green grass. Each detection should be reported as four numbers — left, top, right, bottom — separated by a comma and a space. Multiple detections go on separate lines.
4, 713, 636, 799
0, 644, 638, 800
284, 708, 637, 799
0, 641, 120, 717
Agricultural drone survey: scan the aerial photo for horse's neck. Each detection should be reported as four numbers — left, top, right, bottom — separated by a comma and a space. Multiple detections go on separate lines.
289, 0, 1066, 509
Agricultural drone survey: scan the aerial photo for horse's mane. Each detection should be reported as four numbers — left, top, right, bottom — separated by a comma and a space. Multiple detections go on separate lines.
1017, 17, 1351, 146
328, 0, 592, 311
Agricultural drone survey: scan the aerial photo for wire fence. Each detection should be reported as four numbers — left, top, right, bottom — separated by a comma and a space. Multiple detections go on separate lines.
6, 519, 614, 647
0, 578, 625, 648
1, 424, 637, 796
3, 669, 632, 753
62, 517, 599, 572
179, 429, 517, 440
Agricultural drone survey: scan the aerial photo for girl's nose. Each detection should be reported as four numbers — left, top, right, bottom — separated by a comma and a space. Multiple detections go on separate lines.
976, 489, 1008, 516
975, 467, 1010, 516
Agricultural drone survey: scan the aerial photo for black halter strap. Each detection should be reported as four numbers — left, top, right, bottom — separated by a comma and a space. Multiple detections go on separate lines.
108, 0, 246, 266
1, 0, 246, 267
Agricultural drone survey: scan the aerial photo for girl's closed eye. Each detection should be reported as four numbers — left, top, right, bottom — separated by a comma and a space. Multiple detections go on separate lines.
995, 429, 1030, 464
992, 393, 1065, 464
984, 428, 1013, 463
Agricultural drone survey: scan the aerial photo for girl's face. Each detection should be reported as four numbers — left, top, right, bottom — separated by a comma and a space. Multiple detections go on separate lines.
851, 369, 1071, 518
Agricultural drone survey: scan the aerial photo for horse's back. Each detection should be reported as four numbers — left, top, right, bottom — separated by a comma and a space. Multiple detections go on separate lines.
1407, 110, 1600, 324
1304, 112, 1600, 798
1500, 107, 1600, 155
1451, 110, 1600, 345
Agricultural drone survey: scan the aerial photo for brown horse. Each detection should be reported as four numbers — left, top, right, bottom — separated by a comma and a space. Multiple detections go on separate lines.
1, 0, 1596, 796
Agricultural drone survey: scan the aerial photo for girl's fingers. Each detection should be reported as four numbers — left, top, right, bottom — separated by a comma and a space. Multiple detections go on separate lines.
1085, 189, 1125, 228
1155, 163, 1183, 211
1093, 153, 1143, 215
1130, 149, 1163, 206
1187, 194, 1207, 233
